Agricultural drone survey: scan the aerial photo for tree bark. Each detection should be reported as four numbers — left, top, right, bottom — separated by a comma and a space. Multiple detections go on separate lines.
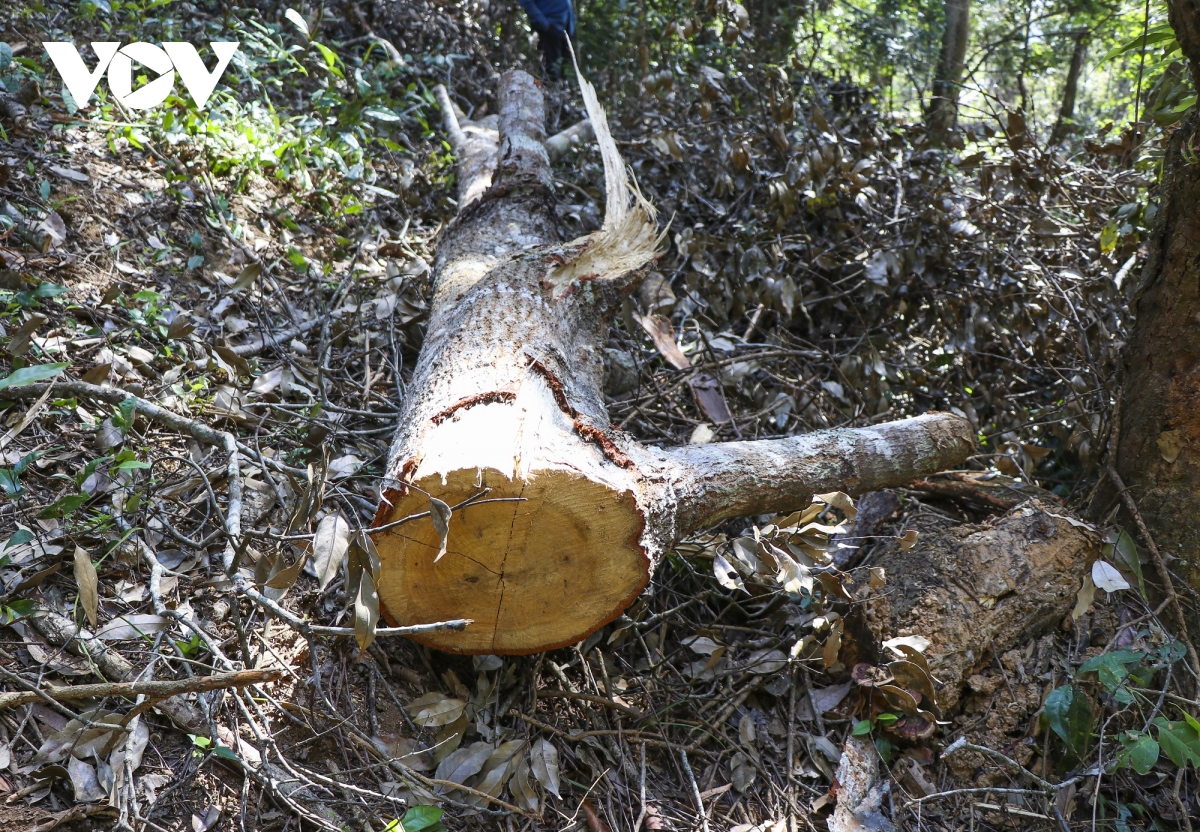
1096, 1, 1200, 605
927, 0, 971, 141
1050, 30, 1087, 144
373, 70, 975, 654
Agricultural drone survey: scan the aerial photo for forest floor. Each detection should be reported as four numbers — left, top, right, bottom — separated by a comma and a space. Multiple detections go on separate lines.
0, 2, 1197, 832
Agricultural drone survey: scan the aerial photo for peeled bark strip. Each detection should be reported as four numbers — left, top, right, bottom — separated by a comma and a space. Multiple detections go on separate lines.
373, 69, 974, 654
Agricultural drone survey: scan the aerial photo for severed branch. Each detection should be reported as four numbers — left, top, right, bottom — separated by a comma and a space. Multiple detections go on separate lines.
545, 118, 593, 161
0, 668, 283, 710
666, 412, 975, 532
373, 70, 975, 654
433, 83, 498, 208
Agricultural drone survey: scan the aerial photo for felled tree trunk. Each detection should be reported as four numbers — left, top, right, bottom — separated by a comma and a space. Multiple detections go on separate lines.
373, 70, 975, 654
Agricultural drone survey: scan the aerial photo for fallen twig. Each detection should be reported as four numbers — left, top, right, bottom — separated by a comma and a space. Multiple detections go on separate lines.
535, 689, 644, 720
233, 575, 471, 638
230, 307, 355, 358
942, 737, 1082, 793
0, 668, 283, 710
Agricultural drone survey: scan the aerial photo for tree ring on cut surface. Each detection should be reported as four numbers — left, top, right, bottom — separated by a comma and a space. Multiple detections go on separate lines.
373, 466, 648, 654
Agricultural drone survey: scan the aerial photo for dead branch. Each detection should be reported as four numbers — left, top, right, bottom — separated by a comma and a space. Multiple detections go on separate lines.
0, 668, 283, 710
546, 118, 594, 161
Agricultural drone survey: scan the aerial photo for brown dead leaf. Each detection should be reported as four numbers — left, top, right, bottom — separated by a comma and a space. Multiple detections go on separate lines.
509, 757, 539, 812
72, 546, 98, 628
354, 571, 380, 652
405, 692, 467, 728
580, 799, 612, 832
530, 737, 560, 798
7, 313, 46, 357
81, 364, 112, 385
222, 263, 261, 293
1157, 429, 1184, 463
434, 741, 492, 785
1073, 571, 1096, 619
312, 512, 350, 591
261, 550, 307, 590
822, 618, 844, 669
429, 497, 452, 561
635, 312, 690, 370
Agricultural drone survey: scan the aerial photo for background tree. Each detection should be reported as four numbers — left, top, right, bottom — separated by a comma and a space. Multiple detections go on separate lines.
1098, 0, 1200, 616
1051, 28, 1088, 141
927, 0, 971, 139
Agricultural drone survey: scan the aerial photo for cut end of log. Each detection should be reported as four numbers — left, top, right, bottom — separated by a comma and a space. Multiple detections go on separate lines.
374, 467, 649, 654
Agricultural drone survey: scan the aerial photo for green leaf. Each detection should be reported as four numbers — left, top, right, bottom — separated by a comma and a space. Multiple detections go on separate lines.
0, 469, 20, 497
0, 42, 13, 71
875, 712, 900, 726
363, 106, 403, 123
0, 363, 69, 390
851, 719, 873, 736
4, 529, 34, 550
1103, 24, 1179, 61
212, 744, 240, 761
1099, 222, 1118, 254
312, 42, 342, 77
1044, 684, 1093, 760
39, 493, 88, 519
1185, 712, 1200, 735
1102, 528, 1146, 598
401, 806, 444, 832
187, 255, 204, 269
1078, 650, 1146, 693
284, 8, 309, 36
1154, 718, 1200, 768
874, 736, 896, 764
35, 282, 67, 298
13, 451, 38, 475
1119, 732, 1160, 775
1, 599, 36, 624
115, 397, 138, 430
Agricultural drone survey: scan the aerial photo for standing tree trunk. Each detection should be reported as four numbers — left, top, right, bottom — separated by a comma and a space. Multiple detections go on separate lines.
1097, 0, 1200, 611
374, 70, 974, 655
927, 0, 971, 141
1051, 30, 1088, 144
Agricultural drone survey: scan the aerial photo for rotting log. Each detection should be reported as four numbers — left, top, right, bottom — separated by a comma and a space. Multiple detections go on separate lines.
372, 69, 975, 654
863, 500, 1097, 712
